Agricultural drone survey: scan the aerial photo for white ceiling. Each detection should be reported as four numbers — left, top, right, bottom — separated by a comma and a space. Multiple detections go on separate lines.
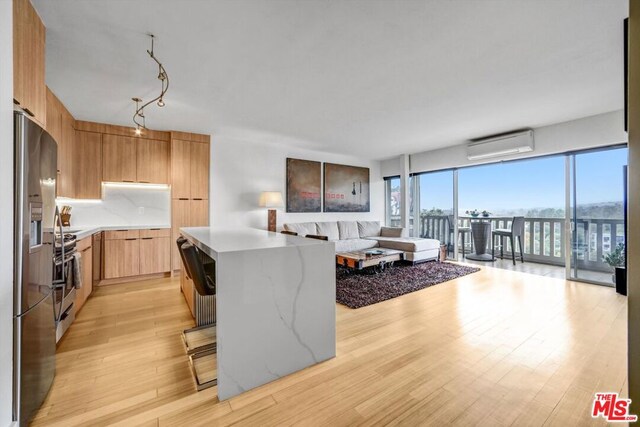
34, 0, 628, 160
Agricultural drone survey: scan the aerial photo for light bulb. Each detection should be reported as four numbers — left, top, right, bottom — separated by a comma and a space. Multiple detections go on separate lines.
135, 127, 142, 136
157, 98, 165, 107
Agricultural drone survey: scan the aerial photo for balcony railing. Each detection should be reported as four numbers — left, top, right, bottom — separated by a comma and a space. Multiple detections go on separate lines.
419, 215, 624, 273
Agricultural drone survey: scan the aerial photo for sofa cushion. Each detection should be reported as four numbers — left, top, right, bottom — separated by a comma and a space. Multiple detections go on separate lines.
283, 222, 317, 237
380, 226, 406, 238
316, 222, 339, 241
337, 221, 360, 240
368, 237, 440, 253
357, 221, 381, 238
335, 238, 379, 253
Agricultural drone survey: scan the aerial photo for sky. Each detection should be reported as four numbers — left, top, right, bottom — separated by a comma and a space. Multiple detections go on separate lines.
416, 147, 628, 214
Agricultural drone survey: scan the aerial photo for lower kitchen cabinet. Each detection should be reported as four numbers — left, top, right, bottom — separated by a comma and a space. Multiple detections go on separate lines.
75, 237, 94, 313
102, 228, 171, 281
103, 237, 140, 279
140, 236, 171, 275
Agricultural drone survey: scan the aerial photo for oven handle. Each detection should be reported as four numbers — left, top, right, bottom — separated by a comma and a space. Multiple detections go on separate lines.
54, 206, 66, 323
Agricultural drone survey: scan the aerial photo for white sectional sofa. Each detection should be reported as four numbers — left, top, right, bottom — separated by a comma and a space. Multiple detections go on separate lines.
283, 220, 440, 263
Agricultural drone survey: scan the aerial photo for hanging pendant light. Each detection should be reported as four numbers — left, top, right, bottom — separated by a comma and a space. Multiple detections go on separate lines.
132, 34, 170, 132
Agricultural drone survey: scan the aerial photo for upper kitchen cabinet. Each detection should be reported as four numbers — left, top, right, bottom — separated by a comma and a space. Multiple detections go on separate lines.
190, 141, 209, 200
170, 139, 190, 199
171, 137, 210, 200
137, 138, 169, 184
73, 131, 103, 199
46, 88, 76, 198
13, 0, 46, 127
102, 135, 137, 183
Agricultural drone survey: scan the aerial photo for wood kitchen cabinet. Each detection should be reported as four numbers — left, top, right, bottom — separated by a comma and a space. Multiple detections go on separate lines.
46, 88, 76, 198
137, 139, 169, 184
170, 139, 190, 198
13, 0, 46, 127
171, 199, 209, 270
140, 236, 171, 275
171, 199, 191, 271
102, 228, 171, 281
75, 237, 93, 313
190, 141, 209, 200
73, 131, 102, 199
171, 139, 210, 199
103, 232, 140, 279
102, 135, 137, 183
102, 135, 169, 184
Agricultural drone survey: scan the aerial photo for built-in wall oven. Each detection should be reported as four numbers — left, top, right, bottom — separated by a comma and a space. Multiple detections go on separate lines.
53, 233, 77, 342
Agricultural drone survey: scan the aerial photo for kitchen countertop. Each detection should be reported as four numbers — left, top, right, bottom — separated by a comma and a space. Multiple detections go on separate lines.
180, 226, 336, 401
66, 225, 172, 240
180, 227, 332, 257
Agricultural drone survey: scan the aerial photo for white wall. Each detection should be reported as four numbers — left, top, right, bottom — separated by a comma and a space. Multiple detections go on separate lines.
409, 110, 627, 173
210, 136, 384, 230
0, 0, 14, 425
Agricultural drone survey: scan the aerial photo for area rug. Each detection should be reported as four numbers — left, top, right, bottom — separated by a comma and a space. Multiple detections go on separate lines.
336, 262, 480, 309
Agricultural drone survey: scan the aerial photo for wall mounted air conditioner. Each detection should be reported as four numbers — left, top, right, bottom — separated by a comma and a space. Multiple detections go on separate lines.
467, 129, 534, 161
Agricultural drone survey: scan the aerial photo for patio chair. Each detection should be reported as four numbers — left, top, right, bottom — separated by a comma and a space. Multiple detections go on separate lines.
447, 215, 472, 257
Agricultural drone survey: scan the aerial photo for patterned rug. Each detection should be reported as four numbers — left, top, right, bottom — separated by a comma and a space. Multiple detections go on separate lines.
336, 261, 480, 309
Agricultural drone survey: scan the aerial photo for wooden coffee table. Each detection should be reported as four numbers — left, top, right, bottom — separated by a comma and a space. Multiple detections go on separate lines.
336, 248, 404, 273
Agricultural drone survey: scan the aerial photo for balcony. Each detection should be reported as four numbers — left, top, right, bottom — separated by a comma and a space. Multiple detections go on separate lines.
394, 215, 622, 285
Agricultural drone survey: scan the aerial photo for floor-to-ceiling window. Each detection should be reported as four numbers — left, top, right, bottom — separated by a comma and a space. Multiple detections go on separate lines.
384, 176, 401, 227
409, 146, 627, 285
570, 146, 628, 285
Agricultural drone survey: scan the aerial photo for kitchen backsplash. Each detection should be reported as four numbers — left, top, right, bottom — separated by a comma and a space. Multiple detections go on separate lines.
56, 184, 171, 228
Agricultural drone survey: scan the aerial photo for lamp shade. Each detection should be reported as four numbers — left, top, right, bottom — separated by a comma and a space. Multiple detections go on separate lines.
259, 191, 284, 208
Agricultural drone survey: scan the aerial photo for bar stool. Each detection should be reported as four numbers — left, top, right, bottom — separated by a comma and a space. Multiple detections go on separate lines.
491, 216, 525, 265
177, 238, 218, 391
448, 215, 472, 257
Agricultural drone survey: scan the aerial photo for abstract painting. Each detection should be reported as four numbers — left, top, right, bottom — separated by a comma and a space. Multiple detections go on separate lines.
323, 163, 370, 212
286, 158, 321, 212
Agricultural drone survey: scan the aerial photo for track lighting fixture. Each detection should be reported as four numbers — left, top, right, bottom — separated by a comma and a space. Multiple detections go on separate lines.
132, 34, 169, 132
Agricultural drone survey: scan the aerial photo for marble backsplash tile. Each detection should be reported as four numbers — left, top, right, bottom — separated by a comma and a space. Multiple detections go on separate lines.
56, 183, 171, 227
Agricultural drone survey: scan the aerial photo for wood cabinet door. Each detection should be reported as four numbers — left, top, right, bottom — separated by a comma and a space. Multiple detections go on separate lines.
190, 199, 209, 227
190, 141, 209, 199
137, 139, 169, 184
139, 237, 170, 275
31, 4, 46, 127
102, 135, 137, 183
46, 88, 62, 144
103, 238, 140, 279
58, 109, 76, 198
76, 246, 93, 313
171, 139, 190, 199
74, 131, 102, 199
13, 0, 26, 108
13, 0, 46, 126
171, 199, 191, 270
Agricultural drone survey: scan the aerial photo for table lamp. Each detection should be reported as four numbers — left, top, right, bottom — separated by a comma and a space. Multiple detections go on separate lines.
259, 191, 284, 232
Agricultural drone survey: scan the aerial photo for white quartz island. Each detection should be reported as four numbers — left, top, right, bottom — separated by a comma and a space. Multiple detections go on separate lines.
180, 227, 336, 400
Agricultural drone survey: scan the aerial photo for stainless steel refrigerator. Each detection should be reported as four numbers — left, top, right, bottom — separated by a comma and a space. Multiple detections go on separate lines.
13, 111, 60, 426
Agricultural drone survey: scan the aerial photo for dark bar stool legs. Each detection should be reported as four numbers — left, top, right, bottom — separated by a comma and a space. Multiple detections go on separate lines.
177, 237, 218, 391
491, 217, 525, 266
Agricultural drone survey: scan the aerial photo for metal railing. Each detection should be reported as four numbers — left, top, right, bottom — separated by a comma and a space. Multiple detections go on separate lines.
419, 215, 624, 273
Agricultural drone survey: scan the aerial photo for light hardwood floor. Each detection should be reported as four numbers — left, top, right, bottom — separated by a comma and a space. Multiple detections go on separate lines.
31, 264, 628, 426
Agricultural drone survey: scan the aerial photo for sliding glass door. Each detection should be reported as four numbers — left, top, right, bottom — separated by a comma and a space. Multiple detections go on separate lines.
569, 147, 628, 285
413, 170, 455, 259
